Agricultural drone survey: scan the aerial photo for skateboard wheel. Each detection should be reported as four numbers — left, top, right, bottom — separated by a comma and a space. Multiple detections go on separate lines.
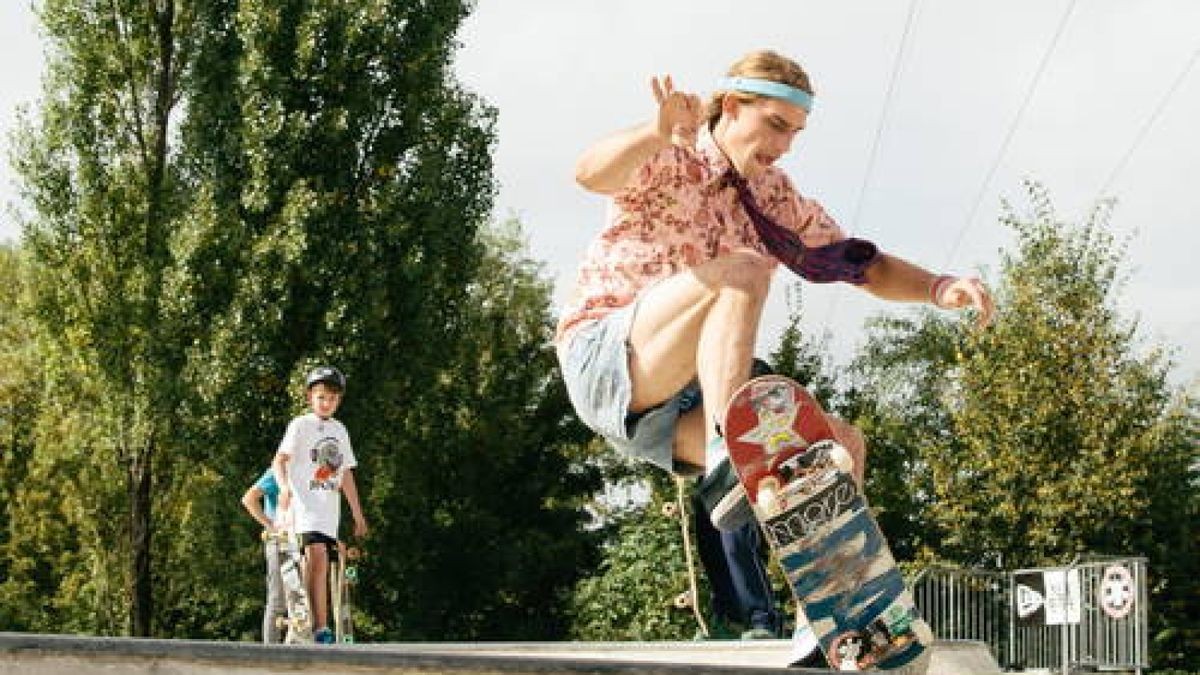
757, 486, 778, 511
672, 590, 693, 609
828, 443, 854, 472
756, 476, 781, 511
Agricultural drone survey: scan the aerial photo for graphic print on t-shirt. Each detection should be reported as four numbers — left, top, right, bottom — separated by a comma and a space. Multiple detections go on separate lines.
309, 436, 345, 490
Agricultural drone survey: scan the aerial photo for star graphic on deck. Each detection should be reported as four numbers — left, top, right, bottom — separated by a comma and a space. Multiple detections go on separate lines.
736, 384, 812, 456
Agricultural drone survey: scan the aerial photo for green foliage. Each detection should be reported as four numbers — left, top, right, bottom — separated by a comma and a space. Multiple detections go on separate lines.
569, 461, 700, 641
4, 0, 602, 644
768, 284, 837, 404
848, 180, 1198, 670
356, 220, 601, 640
845, 311, 963, 561
0, 246, 39, 575
9, 0, 202, 636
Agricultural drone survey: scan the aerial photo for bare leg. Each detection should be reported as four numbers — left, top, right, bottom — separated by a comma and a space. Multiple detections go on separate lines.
673, 408, 707, 467
305, 542, 330, 631
694, 257, 769, 446
627, 250, 773, 469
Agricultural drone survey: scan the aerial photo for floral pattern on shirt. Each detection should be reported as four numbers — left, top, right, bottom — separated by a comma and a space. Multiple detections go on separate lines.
556, 132, 844, 343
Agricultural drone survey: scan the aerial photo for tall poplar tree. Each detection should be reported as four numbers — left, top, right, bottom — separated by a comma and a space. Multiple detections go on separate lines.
13, 0, 196, 636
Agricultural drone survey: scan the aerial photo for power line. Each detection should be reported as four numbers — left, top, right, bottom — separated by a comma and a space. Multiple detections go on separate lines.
1095, 41, 1200, 200
849, 0, 922, 234
820, 0, 922, 334
942, 0, 1079, 269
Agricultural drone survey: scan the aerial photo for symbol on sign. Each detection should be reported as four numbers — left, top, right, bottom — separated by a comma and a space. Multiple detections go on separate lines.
1016, 584, 1044, 619
1100, 565, 1135, 620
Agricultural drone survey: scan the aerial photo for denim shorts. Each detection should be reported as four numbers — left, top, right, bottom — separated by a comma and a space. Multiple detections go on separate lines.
558, 303, 700, 474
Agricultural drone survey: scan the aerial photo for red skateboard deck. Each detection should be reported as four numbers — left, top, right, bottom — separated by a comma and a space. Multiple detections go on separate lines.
724, 375, 932, 672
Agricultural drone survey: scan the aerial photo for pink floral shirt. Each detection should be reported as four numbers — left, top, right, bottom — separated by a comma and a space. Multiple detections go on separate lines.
556, 132, 844, 344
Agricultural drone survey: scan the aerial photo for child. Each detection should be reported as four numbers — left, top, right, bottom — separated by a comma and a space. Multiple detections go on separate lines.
240, 467, 287, 643
272, 365, 368, 644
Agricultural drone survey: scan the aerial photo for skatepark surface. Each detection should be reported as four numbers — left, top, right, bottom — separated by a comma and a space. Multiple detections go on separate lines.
1, 631, 1001, 673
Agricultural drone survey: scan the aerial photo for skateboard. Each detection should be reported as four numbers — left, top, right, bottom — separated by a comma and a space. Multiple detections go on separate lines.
264, 530, 314, 644
723, 375, 933, 671
329, 543, 359, 643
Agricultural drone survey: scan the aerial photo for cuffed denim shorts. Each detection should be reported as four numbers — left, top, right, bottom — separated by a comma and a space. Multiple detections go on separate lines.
558, 302, 701, 474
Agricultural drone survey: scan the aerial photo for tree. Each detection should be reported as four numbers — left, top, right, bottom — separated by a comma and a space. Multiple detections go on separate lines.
0, 245, 49, 629
768, 285, 942, 561
358, 219, 601, 640
569, 461, 702, 641
12, 0, 197, 636
7, 0, 538, 640
848, 180, 1198, 669
844, 310, 963, 562
0, 246, 38, 552
168, 0, 504, 639
768, 284, 838, 402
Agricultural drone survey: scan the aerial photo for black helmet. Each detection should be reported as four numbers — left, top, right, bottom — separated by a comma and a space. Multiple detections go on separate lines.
305, 366, 346, 392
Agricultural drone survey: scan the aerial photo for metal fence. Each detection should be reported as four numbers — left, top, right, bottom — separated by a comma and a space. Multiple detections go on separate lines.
910, 556, 1149, 674
911, 565, 1009, 657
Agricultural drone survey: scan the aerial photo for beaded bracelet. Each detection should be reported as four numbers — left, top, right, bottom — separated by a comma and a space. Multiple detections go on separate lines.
929, 274, 956, 308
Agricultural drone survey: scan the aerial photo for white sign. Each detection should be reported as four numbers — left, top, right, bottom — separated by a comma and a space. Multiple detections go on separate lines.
1100, 565, 1136, 620
1043, 569, 1082, 625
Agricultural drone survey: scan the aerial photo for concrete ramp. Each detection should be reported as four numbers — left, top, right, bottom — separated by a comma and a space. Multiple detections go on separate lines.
0, 632, 1000, 674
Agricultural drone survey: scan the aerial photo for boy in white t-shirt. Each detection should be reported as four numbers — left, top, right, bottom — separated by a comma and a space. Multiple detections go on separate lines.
272, 366, 368, 644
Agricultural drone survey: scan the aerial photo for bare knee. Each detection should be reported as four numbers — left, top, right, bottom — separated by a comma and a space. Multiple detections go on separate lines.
698, 250, 773, 297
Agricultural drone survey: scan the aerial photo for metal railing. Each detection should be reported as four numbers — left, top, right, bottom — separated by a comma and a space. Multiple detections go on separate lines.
911, 556, 1149, 674
911, 565, 1009, 663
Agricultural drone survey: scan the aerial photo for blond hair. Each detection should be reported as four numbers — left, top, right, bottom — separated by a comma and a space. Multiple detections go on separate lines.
706, 50, 814, 130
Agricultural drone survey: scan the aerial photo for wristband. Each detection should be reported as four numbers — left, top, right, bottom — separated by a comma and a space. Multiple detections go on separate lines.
929, 274, 956, 308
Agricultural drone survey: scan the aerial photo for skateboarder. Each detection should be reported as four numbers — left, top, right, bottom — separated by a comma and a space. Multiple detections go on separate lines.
558, 52, 993, 665
272, 366, 369, 644
241, 467, 287, 643
556, 48, 993, 534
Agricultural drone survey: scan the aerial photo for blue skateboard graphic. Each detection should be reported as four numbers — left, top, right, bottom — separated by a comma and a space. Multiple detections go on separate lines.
723, 375, 932, 671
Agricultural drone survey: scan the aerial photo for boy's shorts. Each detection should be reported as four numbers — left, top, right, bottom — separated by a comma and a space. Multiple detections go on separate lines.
301, 531, 338, 548
557, 301, 700, 474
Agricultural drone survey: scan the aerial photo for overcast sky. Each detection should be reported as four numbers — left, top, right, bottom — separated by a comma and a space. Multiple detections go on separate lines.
3, 1, 1198, 385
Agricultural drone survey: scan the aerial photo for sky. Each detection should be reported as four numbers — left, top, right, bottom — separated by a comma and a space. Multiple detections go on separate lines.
3, 1, 1198, 386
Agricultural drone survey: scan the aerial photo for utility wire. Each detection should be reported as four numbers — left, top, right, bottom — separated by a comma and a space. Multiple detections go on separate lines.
820, 0, 922, 333
1095, 41, 1200, 200
850, 0, 922, 234
943, 0, 1079, 269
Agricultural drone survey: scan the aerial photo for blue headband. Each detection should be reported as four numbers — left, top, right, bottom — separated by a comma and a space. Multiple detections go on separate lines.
717, 76, 814, 112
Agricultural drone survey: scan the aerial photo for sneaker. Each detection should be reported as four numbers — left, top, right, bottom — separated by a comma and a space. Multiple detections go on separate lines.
696, 456, 754, 531
740, 626, 777, 640
788, 622, 826, 668
313, 627, 335, 644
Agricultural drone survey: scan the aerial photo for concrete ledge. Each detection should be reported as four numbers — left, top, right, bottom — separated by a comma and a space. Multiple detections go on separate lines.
0, 632, 1001, 673
1, 633, 786, 674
